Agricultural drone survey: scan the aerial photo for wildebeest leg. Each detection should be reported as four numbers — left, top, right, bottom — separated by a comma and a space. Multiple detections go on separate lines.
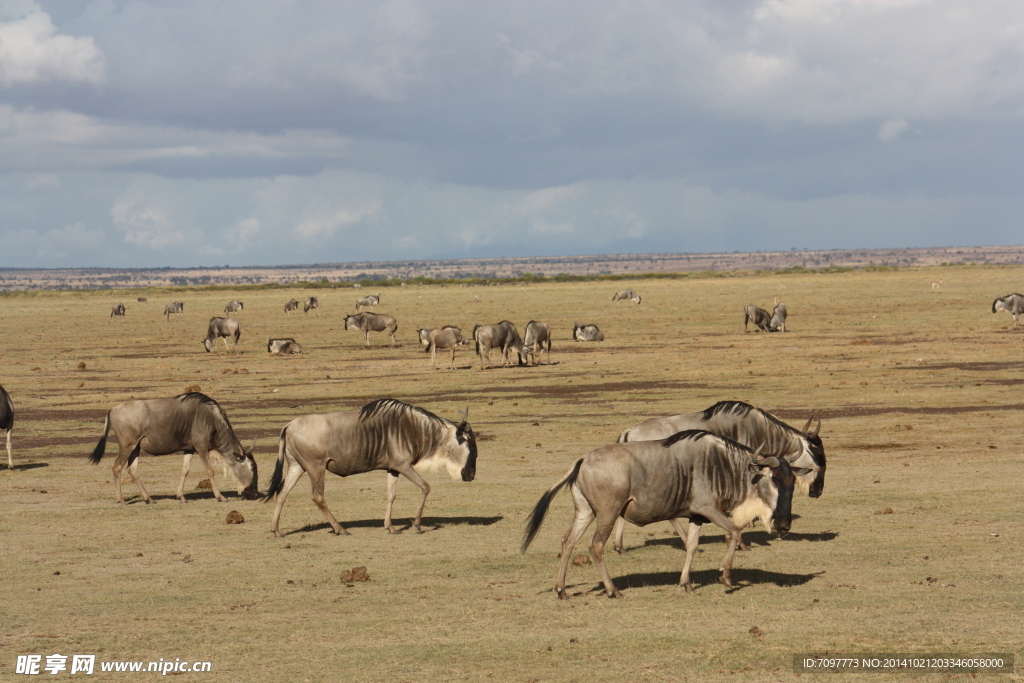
555, 484, 596, 600
449, 346, 457, 370
5, 428, 11, 469
309, 468, 347, 535
175, 450, 195, 502
269, 460, 307, 537
384, 470, 402, 534
116, 440, 153, 505
612, 516, 627, 554
197, 449, 227, 503
692, 505, 744, 587
589, 511, 623, 598
389, 329, 396, 347
364, 331, 370, 346
430, 344, 438, 369
672, 519, 702, 593
222, 337, 231, 353
389, 464, 430, 532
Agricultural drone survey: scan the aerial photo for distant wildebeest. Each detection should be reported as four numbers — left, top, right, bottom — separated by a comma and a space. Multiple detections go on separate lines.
137, 297, 147, 302
202, 317, 241, 353
523, 320, 552, 365
418, 326, 456, 350
427, 327, 467, 370
744, 304, 772, 332
611, 289, 641, 304
770, 302, 788, 332
0, 384, 13, 469
89, 392, 258, 505
110, 303, 126, 318
521, 431, 808, 598
615, 400, 826, 552
164, 302, 184, 321
344, 312, 398, 346
992, 293, 1024, 328
264, 399, 477, 537
356, 294, 380, 311
268, 338, 303, 354
353, 283, 363, 288
304, 296, 319, 318
572, 323, 604, 342
473, 321, 528, 368
224, 300, 244, 314
284, 299, 300, 315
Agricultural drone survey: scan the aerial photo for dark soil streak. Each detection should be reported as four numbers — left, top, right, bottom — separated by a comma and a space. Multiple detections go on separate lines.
773, 403, 1024, 420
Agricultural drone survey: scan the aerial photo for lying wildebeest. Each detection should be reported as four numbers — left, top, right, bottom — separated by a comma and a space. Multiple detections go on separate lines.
110, 303, 126, 318
615, 400, 826, 552
89, 392, 258, 504
344, 312, 398, 346
264, 399, 477, 536
284, 299, 300, 315
744, 304, 771, 332
473, 321, 528, 368
521, 431, 808, 598
523, 320, 552, 365
356, 294, 380, 311
164, 302, 184, 321
770, 302, 788, 332
304, 296, 319, 318
992, 293, 1024, 328
0, 383, 13, 469
268, 338, 303, 354
611, 289, 641, 304
428, 327, 466, 370
202, 317, 241, 353
572, 323, 604, 342
137, 297, 147, 302
224, 300, 244, 314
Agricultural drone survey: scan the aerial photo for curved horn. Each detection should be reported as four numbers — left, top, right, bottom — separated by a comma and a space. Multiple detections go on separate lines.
811, 418, 822, 437
802, 417, 814, 433
752, 443, 764, 458
456, 406, 469, 430
249, 437, 257, 452
755, 455, 781, 468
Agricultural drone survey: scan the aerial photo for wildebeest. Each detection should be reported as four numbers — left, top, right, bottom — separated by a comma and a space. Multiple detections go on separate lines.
202, 317, 241, 353
88, 392, 258, 505
428, 327, 467, 370
521, 431, 808, 598
164, 302, 184, 321
356, 293, 380, 311
137, 297, 147, 302
744, 304, 772, 332
268, 338, 303, 354
572, 323, 604, 342
418, 326, 459, 350
0, 383, 13, 469
615, 400, 826, 552
770, 302, 788, 332
110, 303, 126, 318
523, 320, 552, 365
344, 312, 398, 346
284, 299, 300, 315
611, 289, 641, 304
992, 293, 1024, 328
263, 399, 477, 536
304, 296, 319, 318
473, 321, 527, 368
224, 300, 244, 314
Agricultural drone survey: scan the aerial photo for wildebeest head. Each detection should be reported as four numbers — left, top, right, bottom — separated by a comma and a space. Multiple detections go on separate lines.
343, 314, 357, 330
453, 408, 477, 482
749, 453, 811, 533
231, 438, 259, 499
796, 417, 826, 498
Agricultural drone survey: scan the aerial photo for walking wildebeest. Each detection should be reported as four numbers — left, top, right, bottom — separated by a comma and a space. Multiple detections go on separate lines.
344, 312, 398, 346
427, 327, 467, 370
164, 302, 184, 321
418, 326, 460, 350
268, 338, 303, 354
614, 400, 826, 552
110, 303, 126, 318
263, 399, 477, 536
521, 431, 809, 598
89, 392, 258, 505
744, 304, 772, 332
304, 296, 319, 318
356, 294, 380, 311
224, 300, 244, 314
770, 302, 788, 332
992, 293, 1024, 328
202, 317, 241, 353
611, 289, 641, 304
523, 320, 552, 365
572, 323, 604, 342
473, 321, 527, 368
0, 383, 13, 469
284, 299, 300, 315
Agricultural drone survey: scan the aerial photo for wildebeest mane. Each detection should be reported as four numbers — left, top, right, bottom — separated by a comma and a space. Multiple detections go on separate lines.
358, 398, 452, 429
176, 391, 237, 434
700, 400, 802, 434
661, 429, 757, 457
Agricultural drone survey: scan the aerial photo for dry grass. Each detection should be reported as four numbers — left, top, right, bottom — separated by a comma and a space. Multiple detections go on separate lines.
1, 267, 1022, 681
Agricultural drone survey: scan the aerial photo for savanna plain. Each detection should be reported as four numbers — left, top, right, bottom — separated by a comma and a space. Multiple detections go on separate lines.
0, 268, 1022, 682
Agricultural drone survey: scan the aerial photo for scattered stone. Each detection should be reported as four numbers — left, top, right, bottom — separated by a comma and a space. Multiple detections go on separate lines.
182, 554, 192, 563
136, 553, 143, 557
749, 626, 764, 638
226, 510, 244, 524
77, 362, 86, 370
54, 571, 60, 575
195, 479, 212, 490
185, 384, 201, 392
340, 566, 370, 582
571, 554, 591, 567
875, 507, 893, 515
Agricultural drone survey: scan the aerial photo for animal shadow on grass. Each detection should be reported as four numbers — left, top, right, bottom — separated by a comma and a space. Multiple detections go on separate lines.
285, 515, 504, 536
3, 462, 48, 471
597, 568, 826, 595
642, 529, 838, 551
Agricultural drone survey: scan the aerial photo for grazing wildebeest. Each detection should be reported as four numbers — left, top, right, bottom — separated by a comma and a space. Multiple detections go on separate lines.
611, 289, 641, 304
202, 317, 241, 353
344, 312, 398, 346
428, 327, 467, 370
137, 297, 147, 302
523, 320, 552, 365
284, 299, 300, 315
304, 296, 320, 318
419, 326, 461, 352
268, 338, 303, 354
521, 431, 808, 598
356, 294, 380, 311
0, 384, 13, 469
744, 304, 771, 332
164, 302, 184, 321
615, 400, 826, 552
770, 302, 788, 332
263, 399, 477, 536
89, 392, 258, 505
992, 293, 1024, 328
572, 323, 604, 342
472, 321, 526, 368
224, 300, 244, 314
110, 303, 126, 318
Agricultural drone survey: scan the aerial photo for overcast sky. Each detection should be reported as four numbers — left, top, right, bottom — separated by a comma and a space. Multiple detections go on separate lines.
0, 0, 1020, 268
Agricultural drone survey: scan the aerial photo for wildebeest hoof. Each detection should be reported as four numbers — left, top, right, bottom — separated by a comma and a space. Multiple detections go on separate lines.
681, 583, 694, 593
718, 576, 733, 588
613, 546, 624, 555
556, 588, 569, 600
386, 527, 401, 535
607, 589, 623, 599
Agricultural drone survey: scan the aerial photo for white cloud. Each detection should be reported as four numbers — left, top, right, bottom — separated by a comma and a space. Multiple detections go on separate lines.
112, 202, 183, 250
877, 117, 910, 143
292, 203, 381, 241
0, 7, 105, 85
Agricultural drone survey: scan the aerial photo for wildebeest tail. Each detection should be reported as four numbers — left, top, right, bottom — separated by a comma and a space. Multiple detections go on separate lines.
89, 412, 111, 464
262, 426, 288, 502
521, 458, 584, 553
